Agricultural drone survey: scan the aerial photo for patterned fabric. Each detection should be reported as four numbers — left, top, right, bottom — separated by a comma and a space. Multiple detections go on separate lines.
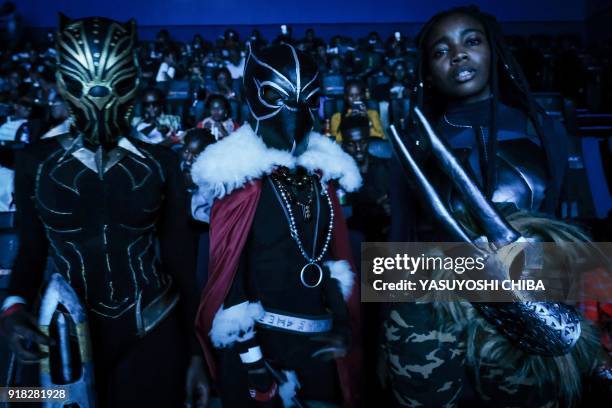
382, 301, 591, 408
382, 304, 465, 408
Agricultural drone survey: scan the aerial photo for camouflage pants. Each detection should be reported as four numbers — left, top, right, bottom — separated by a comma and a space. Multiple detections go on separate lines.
382, 303, 466, 407
381, 303, 561, 408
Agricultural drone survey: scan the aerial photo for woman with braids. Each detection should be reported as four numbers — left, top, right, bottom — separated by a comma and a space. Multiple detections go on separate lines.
383, 6, 606, 407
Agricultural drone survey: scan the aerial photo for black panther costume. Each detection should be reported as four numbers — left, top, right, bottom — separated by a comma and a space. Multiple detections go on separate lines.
192, 44, 362, 407
2, 16, 200, 407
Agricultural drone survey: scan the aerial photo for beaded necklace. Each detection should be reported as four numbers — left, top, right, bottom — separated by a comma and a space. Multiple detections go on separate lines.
269, 171, 334, 288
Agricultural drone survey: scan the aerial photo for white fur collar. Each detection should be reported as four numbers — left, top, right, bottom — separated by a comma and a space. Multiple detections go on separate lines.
191, 124, 362, 201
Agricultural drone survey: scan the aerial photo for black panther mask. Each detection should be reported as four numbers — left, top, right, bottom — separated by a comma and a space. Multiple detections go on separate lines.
243, 44, 320, 155
56, 15, 139, 148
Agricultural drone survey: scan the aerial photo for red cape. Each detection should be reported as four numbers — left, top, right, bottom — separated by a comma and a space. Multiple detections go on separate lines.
195, 179, 362, 407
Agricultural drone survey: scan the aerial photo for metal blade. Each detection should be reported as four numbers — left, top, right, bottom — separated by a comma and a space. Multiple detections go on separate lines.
39, 273, 96, 408
413, 107, 520, 246
389, 124, 476, 245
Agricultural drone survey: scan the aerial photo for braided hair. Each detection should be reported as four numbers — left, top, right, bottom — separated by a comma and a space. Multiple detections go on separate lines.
409, 5, 553, 198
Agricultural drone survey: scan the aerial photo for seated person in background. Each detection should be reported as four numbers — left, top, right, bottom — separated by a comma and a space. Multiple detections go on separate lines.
155, 48, 177, 83
326, 55, 346, 75
340, 115, 390, 242
373, 60, 411, 102
303, 28, 325, 53
179, 128, 216, 218
0, 95, 42, 144
222, 29, 240, 52
131, 87, 183, 145
209, 67, 239, 102
224, 47, 245, 80
331, 79, 384, 142
196, 94, 239, 141
364, 31, 385, 53
40, 94, 71, 139
245, 29, 267, 52
179, 127, 217, 290
314, 44, 328, 72
188, 62, 205, 85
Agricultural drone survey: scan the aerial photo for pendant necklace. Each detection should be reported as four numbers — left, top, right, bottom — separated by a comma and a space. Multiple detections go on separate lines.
270, 173, 334, 289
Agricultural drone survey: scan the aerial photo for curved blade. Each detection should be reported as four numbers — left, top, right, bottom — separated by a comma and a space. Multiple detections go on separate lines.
389, 124, 477, 245
39, 274, 87, 326
39, 273, 96, 408
413, 107, 520, 246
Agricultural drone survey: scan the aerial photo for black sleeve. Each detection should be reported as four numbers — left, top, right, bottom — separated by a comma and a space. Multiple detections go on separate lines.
219, 246, 273, 391
540, 115, 570, 215
8, 148, 49, 306
323, 268, 351, 343
157, 149, 200, 353
224, 249, 249, 308
389, 156, 417, 242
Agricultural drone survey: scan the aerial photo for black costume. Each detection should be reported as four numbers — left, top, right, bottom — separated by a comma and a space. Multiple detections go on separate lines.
346, 154, 390, 242
192, 44, 362, 407
215, 174, 346, 406
390, 98, 567, 242
5, 16, 199, 406
384, 98, 598, 407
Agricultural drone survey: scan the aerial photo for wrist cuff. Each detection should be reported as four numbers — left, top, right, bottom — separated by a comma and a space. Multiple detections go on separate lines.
1, 303, 24, 318
240, 346, 263, 364
1, 296, 26, 312
249, 381, 278, 402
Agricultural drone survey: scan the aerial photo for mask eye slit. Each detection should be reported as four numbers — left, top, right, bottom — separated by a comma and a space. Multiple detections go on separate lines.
256, 80, 289, 109
60, 73, 84, 98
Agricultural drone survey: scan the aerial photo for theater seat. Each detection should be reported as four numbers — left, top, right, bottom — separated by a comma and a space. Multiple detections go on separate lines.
322, 74, 345, 97
166, 80, 191, 100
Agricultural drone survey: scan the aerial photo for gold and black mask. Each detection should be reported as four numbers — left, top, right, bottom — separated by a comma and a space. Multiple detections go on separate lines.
56, 15, 139, 147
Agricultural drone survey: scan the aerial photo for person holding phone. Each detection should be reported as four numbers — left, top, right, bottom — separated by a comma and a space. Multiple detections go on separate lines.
330, 79, 384, 142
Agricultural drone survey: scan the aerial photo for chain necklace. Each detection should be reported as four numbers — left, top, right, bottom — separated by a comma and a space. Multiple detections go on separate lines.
269, 174, 334, 289
276, 166, 311, 187
272, 173, 314, 221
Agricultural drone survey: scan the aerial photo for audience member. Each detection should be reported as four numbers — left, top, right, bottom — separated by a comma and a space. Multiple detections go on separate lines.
331, 79, 384, 142
197, 94, 238, 140
156, 49, 177, 83
131, 87, 182, 145
373, 60, 410, 101
224, 48, 245, 79
210, 67, 239, 101
340, 115, 390, 241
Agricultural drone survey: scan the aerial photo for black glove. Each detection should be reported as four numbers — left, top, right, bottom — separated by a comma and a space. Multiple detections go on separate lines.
1, 307, 54, 364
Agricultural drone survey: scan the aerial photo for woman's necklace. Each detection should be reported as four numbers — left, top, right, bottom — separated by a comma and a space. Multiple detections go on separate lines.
269, 172, 334, 289
443, 113, 472, 129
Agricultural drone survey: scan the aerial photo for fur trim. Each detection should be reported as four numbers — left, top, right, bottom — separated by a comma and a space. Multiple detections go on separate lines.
325, 260, 354, 301
278, 370, 301, 407
298, 132, 362, 192
428, 212, 602, 404
209, 301, 264, 348
191, 124, 362, 202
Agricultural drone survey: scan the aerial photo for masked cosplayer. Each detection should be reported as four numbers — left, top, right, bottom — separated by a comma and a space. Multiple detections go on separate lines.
0, 16, 208, 407
191, 44, 362, 407
384, 6, 606, 408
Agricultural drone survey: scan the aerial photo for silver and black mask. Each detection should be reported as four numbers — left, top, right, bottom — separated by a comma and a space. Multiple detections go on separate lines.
56, 15, 139, 148
243, 44, 320, 155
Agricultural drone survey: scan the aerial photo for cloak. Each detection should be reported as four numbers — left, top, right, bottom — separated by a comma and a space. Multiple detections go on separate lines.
191, 124, 363, 406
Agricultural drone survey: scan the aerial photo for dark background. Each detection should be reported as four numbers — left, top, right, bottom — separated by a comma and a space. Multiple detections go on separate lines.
15, 0, 612, 42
